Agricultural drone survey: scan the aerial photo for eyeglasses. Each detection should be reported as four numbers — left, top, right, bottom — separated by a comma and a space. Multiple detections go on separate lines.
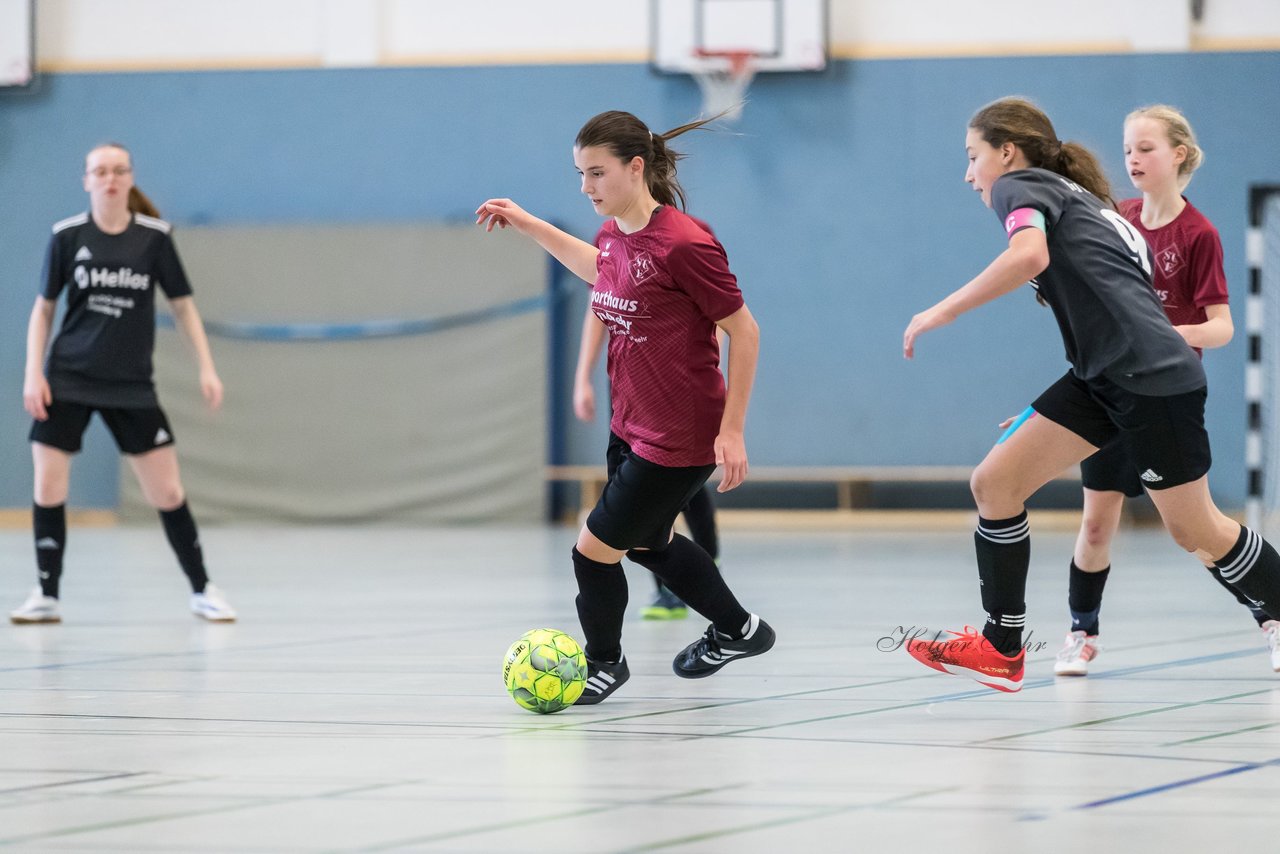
86, 166, 133, 178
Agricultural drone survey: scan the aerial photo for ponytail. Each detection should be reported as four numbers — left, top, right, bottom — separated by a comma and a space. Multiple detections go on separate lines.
575, 110, 730, 211
970, 97, 1114, 208
128, 186, 160, 218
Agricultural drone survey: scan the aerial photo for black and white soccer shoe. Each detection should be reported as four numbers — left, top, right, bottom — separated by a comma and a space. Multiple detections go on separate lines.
673, 614, 776, 679
574, 656, 631, 705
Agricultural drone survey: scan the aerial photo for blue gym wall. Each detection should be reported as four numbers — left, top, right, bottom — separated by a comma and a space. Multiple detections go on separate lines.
2, 52, 1278, 510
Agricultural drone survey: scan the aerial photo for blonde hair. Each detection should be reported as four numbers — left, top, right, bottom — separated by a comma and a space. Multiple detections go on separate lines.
1126, 104, 1204, 189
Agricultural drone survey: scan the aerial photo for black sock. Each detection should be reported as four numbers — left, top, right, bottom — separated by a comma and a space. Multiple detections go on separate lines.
975, 512, 1030, 656
627, 534, 749, 637
1205, 562, 1269, 626
572, 547, 628, 663
1067, 561, 1109, 636
1214, 526, 1280, 622
159, 502, 209, 594
33, 502, 66, 599
681, 488, 719, 562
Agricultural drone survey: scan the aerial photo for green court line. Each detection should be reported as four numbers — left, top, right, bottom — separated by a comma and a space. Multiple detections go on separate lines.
1162, 720, 1280, 746
972, 689, 1274, 743
501, 675, 928, 736
0, 779, 420, 846
612, 786, 963, 853
0, 771, 145, 796
340, 784, 744, 853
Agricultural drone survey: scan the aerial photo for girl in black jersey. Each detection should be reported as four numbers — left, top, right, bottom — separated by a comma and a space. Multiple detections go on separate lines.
899, 97, 1280, 692
1048, 106, 1277, 677
13, 143, 236, 624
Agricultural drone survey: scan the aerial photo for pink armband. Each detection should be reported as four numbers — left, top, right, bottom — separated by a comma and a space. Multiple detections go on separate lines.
1004, 207, 1046, 237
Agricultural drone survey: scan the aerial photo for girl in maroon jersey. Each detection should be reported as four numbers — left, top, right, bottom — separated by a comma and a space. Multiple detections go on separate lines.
573, 301, 724, 621
477, 110, 774, 704
1052, 106, 1279, 675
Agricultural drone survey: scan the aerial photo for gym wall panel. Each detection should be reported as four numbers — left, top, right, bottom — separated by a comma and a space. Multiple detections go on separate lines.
117, 225, 549, 524
2, 53, 1278, 512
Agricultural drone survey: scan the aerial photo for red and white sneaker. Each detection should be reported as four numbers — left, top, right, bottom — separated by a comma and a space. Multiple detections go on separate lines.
1053, 630, 1100, 676
906, 625, 1024, 692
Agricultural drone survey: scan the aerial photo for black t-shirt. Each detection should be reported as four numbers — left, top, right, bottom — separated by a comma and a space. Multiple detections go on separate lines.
41, 212, 193, 408
991, 168, 1205, 396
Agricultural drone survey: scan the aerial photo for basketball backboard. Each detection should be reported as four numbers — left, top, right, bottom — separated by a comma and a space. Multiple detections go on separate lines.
651, 0, 827, 75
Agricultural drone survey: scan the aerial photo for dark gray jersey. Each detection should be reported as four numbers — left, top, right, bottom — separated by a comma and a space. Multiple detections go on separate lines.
41, 212, 194, 408
991, 168, 1204, 396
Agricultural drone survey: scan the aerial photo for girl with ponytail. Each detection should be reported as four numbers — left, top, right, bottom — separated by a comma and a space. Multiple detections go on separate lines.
476, 110, 773, 703
1049, 106, 1266, 676
14, 143, 236, 625
900, 97, 1280, 693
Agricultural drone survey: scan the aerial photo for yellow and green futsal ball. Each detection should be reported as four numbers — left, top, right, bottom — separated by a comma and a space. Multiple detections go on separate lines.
503, 628, 587, 714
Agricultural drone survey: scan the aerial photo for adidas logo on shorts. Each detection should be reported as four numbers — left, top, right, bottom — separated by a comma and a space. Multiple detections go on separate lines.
154, 428, 171, 445
1140, 468, 1164, 483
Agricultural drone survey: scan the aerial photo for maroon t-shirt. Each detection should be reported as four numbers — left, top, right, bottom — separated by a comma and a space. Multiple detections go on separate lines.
1119, 197, 1228, 355
591, 206, 744, 467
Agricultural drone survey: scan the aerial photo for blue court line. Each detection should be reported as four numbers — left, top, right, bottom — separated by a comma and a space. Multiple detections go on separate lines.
1074, 757, 1280, 810
1081, 646, 1261, 680
155, 292, 549, 341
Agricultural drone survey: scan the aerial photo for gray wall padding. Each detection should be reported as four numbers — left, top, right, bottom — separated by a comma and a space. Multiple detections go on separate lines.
119, 224, 547, 523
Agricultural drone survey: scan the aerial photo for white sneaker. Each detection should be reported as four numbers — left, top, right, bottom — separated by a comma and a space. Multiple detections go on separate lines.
191, 584, 236, 622
10, 589, 62, 624
1053, 630, 1100, 676
1263, 621, 1280, 673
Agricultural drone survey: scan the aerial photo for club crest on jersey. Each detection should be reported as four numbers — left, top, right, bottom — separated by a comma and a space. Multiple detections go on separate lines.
1157, 246, 1183, 276
629, 251, 655, 283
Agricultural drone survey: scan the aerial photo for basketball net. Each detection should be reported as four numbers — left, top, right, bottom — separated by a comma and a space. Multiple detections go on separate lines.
692, 50, 756, 122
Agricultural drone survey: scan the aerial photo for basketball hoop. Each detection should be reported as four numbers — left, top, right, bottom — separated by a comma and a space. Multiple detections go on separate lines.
691, 50, 757, 122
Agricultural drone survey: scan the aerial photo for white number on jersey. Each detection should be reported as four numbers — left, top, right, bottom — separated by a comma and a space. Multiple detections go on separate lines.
1099, 208, 1152, 276
1056, 176, 1086, 194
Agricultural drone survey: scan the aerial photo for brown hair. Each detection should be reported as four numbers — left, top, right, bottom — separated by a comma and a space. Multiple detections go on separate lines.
969, 97, 1114, 208
1125, 104, 1204, 189
87, 142, 161, 218
574, 110, 724, 210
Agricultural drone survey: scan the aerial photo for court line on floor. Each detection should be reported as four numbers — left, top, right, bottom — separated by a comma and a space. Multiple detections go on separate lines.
1162, 720, 1280, 746
338, 784, 747, 852
0, 771, 145, 795
1071, 757, 1280, 810
972, 688, 1273, 744
0, 779, 422, 847
610, 786, 963, 853
687, 728, 1258, 768
689, 646, 1270, 741
0, 621, 518, 674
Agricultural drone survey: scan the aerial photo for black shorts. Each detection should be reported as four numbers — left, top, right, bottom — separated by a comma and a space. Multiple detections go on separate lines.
586, 433, 716, 551
30, 400, 176, 456
1032, 371, 1210, 491
1079, 437, 1145, 497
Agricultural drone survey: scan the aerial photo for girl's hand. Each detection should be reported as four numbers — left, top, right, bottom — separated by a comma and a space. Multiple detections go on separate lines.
573, 380, 596, 422
998, 415, 1018, 430
903, 305, 956, 359
200, 368, 224, 411
475, 199, 536, 235
714, 430, 748, 493
23, 373, 51, 421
